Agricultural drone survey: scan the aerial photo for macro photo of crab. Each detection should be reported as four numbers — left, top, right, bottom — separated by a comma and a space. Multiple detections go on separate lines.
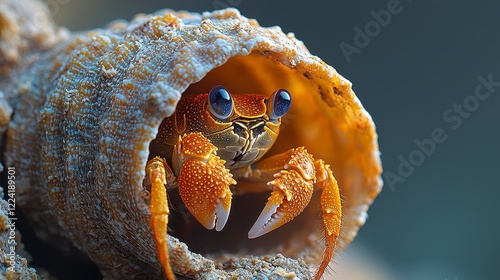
0, 0, 382, 279
147, 85, 343, 279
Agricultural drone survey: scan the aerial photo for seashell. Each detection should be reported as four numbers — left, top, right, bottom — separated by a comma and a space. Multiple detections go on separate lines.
0, 0, 382, 279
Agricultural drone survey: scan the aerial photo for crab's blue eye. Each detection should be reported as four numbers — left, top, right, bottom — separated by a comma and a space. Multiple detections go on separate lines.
208, 85, 233, 119
268, 89, 292, 119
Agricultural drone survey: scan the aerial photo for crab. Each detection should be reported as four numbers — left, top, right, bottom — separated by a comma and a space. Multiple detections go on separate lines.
146, 85, 342, 280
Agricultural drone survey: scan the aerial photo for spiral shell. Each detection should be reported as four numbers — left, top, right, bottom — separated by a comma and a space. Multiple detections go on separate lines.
0, 2, 382, 279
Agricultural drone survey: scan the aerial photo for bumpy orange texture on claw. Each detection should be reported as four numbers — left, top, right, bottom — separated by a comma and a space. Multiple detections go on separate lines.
248, 148, 315, 238
176, 133, 236, 231
253, 169, 314, 237
176, 132, 217, 160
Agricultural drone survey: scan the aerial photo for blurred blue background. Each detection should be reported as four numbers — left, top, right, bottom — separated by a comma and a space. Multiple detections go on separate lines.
45, 0, 499, 279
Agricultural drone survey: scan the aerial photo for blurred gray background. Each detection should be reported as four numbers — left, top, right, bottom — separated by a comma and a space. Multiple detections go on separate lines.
39, 0, 500, 279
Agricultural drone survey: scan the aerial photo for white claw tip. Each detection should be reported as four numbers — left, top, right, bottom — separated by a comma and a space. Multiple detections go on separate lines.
215, 201, 230, 231
248, 204, 279, 239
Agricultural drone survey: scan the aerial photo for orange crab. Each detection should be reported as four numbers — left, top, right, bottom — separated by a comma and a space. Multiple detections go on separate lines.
146, 85, 342, 280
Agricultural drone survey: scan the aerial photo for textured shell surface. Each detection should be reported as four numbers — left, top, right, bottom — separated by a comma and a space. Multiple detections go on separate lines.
0, 0, 382, 279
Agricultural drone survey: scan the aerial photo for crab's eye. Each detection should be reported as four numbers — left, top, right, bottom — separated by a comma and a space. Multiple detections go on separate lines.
268, 89, 292, 119
208, 85, 233, 119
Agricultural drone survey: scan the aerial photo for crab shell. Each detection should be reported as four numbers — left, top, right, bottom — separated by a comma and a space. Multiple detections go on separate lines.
0, 5, 382, 280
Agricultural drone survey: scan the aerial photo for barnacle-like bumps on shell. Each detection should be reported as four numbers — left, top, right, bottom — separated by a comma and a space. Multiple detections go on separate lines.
0, 0, 382, 279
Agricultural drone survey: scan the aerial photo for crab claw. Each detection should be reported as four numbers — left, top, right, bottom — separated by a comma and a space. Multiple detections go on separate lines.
176, 133, 236, 231
249, 148, 315, 238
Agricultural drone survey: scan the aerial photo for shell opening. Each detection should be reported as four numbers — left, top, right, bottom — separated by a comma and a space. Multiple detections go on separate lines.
148, 50, 379, 262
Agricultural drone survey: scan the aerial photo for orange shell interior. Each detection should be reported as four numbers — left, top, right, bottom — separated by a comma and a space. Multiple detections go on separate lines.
165, 50, 382, 261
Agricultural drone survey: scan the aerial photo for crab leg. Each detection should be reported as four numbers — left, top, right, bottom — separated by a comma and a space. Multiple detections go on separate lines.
314, 159, 342, 280
174, 132, 236, 231
146, 157, 176, 280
